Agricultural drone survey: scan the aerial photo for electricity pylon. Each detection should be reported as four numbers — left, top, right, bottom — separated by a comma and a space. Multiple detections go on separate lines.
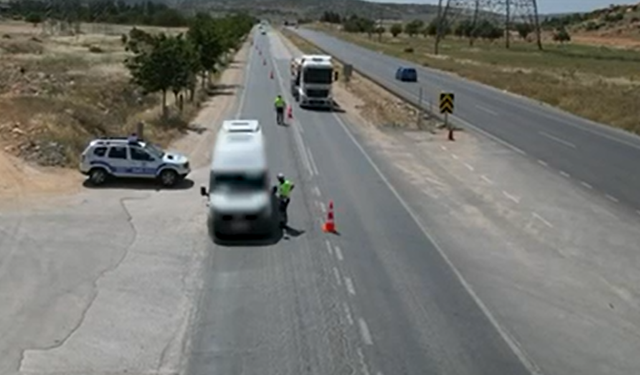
435, 0, 542, 53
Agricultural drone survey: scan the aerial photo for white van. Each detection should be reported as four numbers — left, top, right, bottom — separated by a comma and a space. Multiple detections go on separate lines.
200, 121, 273, 237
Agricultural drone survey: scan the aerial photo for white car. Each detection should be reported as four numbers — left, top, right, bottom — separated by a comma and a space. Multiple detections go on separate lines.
79, 136, 190, 187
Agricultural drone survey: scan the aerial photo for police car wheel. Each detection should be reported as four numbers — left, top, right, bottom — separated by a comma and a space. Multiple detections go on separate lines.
159, 169, 178, 187
89, 168, 108, 186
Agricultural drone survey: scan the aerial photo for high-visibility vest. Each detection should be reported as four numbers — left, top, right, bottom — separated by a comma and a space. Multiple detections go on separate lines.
275, 97, 285, 108
278, 180, 293, 197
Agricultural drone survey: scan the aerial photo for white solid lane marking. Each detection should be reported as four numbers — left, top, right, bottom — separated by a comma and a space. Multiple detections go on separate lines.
606, 194, 619, 203
533, 212, 553, 228
537, 160, 548, 167
345, 277, 356, 295
581, 181, 593, 189
476, 104, 498, 116
539, 131, 577, 149
343, 302, 354, 325
325, 239, 333, 255
502, 190, 520, 204
481, 175, 493, 184
358, 318, 374, 345
234, 41, 254, 118
306, 146, 319, 175
335, 246, 344, 261
464, 163, 474, 171
451, 154, 459, 160
329, 93, 543, 375
559, 171, 570, 178
333, 267, 342, 285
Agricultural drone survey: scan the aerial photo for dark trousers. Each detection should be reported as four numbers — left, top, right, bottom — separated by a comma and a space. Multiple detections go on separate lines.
276, 107, 284, 123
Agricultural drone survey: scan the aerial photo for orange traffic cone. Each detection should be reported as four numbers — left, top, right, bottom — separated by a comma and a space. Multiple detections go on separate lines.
287, 105, 293, 119
322, 200, 336, 233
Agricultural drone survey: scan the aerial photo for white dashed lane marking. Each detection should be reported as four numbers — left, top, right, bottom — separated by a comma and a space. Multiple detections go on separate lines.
334, 246, 344, 261
345, 277, 356, 295
358, 318, 374, 345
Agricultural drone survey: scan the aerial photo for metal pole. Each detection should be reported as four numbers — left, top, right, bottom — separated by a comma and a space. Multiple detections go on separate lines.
417, 87, 423, 128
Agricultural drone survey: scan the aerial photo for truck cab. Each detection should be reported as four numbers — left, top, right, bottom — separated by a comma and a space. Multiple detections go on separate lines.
290, 55, 338, 109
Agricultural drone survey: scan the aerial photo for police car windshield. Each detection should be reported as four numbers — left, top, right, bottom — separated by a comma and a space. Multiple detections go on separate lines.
213, 173, 265, 192
145, 143, 165, 158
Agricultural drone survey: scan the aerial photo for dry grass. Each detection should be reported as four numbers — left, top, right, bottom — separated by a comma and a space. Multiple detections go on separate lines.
309, 23, 640, 135
282, 28, 438, 132
0, 21, 206, 167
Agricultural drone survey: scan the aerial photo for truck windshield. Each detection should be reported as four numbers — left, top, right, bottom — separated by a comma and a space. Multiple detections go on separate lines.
303, 68, 333, 84
211, 172, 266, 192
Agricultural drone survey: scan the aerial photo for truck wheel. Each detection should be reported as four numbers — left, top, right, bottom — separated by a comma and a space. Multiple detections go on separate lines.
88, 168, 109, 186
159, 169, 178, 187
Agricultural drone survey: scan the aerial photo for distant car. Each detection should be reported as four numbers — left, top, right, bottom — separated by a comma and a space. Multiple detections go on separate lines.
395, 67, 417, 82
79, 136, 190, 187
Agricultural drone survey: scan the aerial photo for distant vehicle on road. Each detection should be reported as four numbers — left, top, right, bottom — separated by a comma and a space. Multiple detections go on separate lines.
395, 67, 417, 82
200, 120, 273, 238
79, 136, 190, 187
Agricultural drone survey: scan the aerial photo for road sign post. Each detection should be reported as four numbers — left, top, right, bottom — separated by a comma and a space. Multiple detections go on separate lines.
439, 92, 454, 141
417, 87, 423, 129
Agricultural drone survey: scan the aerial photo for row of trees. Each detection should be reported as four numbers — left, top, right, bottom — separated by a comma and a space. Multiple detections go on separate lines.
335, 14, 521, 42
124, 13, 255, 116
330, 14, 568, 44
7, 0, 189, 28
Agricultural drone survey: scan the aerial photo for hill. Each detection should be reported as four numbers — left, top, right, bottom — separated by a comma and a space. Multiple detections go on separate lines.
182, 0, 440, 21
542, 2, 640, 45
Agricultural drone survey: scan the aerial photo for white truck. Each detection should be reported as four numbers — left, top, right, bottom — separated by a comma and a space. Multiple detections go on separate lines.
290, 54, 338, 109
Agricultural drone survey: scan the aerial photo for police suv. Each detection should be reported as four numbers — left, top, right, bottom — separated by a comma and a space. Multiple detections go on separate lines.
79, 136, 190, 187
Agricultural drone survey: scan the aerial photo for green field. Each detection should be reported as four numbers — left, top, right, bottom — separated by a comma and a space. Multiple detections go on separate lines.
309, 23, 640, 134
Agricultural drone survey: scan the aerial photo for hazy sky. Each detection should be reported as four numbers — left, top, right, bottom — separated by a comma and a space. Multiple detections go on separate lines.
367, 0, 631, 14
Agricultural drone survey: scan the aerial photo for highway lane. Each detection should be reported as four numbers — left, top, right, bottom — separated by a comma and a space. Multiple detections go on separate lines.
194, 29, 534, 374
291, 28, 640, 213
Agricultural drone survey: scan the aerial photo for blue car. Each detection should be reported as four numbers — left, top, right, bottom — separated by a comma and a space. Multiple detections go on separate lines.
395, 67, 417, 82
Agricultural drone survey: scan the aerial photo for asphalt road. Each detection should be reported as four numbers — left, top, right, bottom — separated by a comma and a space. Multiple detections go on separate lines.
185, 29, 534, 375
291, 28, 640, 214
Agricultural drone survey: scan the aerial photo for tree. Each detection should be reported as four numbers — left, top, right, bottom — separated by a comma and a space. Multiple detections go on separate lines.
375, 26, 385, 36
390, 23, 403, 37
320, 11, 341, 24
515, 23, 533, 40
426, 20, 439, 36
404, 19, 424, 37
25, 12, 43, 27
454, 19, 473, 38
126, 33, 175, 116
553, 27, 571, 43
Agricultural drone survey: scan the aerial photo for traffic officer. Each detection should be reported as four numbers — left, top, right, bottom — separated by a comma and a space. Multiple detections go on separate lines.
274, 95, 286, 124
276, 172, 294, 226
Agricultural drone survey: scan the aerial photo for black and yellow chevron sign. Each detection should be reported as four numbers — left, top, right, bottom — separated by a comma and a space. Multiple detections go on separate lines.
440, 93, 454, 114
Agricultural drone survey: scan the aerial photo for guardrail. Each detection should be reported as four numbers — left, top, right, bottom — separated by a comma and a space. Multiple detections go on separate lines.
281, 27, 448, 129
